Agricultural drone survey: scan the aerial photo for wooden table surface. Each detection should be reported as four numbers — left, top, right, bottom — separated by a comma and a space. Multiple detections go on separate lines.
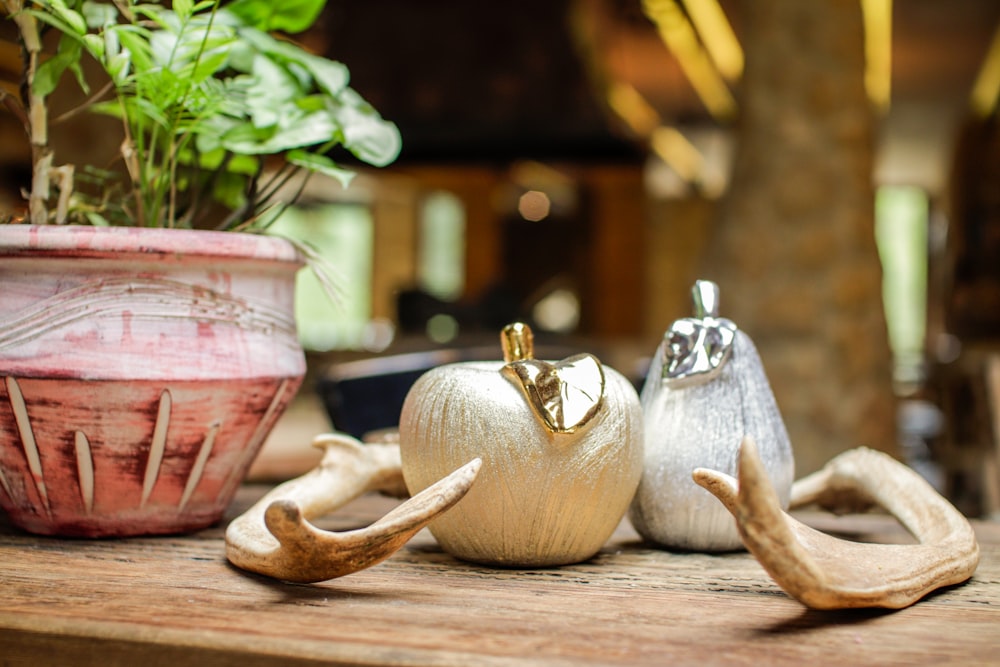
2, 485, 998, 667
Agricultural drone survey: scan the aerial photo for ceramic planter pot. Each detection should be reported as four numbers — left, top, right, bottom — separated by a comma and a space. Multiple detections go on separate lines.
0, 225, 305, 537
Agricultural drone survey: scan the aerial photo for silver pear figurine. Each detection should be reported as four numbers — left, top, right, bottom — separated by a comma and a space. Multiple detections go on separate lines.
629, 280, 795, 551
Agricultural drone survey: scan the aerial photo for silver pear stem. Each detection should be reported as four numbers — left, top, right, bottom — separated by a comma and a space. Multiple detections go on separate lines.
660, 279, 737, 385
692, 280, 720, 319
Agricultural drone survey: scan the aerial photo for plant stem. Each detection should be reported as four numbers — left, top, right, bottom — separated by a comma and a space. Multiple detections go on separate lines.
255, 162, 300, 210
163, 0, 223, 228
0, 89, 29, 135
215, 158, 266, 231
257, 169, 312, 230
117, 97, 145, 226
50, 80, 115, 125
7, 0, 51, 223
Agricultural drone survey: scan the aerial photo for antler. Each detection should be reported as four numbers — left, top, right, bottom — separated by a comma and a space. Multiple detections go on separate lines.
693, 437, 980, 610
225, 433, 480, 583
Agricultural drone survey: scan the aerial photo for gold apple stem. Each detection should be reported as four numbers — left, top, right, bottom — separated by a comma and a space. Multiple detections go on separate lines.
502, 322, 534, 363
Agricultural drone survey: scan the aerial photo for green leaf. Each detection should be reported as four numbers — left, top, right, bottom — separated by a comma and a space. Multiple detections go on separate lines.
126, 95, 172, 132
228, 153, 261, 175
233, 26, 348, 95
149, 19, 235, 75
25, 0, 394, 229
82, 1, 118, 28
210, 171, 252, 210
195, 48, 231, 79
173, 0, 194, 21
225, 0, 327, 34
84, 212, 112, 226
297, 52, 348, 96
295, 95, 326, 112
131, 4, 173, 31
33, 36, 87, 98
133, 68, 184, 110
216, 123, 271, 153
199, 76, 254, 118
221, 110, 336, 154
193, 115, 243, 153
287, 149, 356, 188
24, 8, 85, 42
116, 27, 156, 73
105, 52, 132, 84
246, 54, 301, 129
149, 28, 182, 66
64, 44, 89, 93
82, 33, 104, 59
226, 38, 256, 73
231, 25, 304, 63
101, 23, 120, 59
175, 146, 258, 175
202, 150, 259, 175
32, 57, 67, 100
335, 94, 402, 167
89, 100, 123, 119
36, 0, 88, 35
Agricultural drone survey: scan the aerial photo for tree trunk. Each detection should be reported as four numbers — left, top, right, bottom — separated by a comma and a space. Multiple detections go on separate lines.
703, 0, 896, 475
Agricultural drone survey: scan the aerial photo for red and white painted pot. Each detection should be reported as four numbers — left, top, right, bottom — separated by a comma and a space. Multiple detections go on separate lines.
0, 225, 306, 537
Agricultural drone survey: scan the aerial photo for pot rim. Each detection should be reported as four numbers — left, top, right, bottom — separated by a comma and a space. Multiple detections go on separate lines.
0, 224, 303, 266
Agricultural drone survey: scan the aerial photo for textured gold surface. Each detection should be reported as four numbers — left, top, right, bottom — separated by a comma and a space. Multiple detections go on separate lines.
399, 359, 642, 568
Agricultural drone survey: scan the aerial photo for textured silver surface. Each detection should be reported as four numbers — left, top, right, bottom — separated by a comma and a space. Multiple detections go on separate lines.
629, 330, 795, 552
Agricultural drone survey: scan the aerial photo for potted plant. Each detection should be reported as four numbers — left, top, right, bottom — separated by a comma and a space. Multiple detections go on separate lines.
0, 0, 401, 537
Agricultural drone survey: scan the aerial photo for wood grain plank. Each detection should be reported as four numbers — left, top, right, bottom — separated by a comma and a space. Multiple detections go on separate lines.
1, 486, 998, 666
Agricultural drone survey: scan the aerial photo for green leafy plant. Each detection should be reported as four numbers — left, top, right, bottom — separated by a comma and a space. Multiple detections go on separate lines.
1, 0, 401, 230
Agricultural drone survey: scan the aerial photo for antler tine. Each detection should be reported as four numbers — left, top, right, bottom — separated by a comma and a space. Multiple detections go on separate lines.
693, 437, 980, 610
225, 432, 480, 583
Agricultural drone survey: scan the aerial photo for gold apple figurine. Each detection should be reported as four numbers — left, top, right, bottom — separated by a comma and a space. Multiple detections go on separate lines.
399, 322, 643, 567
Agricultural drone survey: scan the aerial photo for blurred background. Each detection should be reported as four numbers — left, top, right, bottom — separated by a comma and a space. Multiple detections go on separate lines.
3, 0, 1000, 516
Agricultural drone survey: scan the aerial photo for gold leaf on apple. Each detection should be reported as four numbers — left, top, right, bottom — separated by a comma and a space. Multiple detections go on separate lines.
502, 353, 605, 433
